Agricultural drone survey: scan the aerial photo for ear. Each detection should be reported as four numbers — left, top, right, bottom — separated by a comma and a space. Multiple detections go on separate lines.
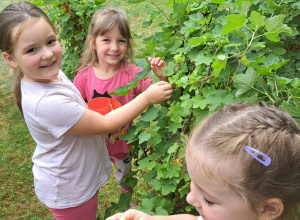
258, 198, 284, 220
2, 52, 18, 68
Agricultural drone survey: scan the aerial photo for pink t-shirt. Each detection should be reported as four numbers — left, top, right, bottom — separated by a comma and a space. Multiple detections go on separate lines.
74, 63, 152, 155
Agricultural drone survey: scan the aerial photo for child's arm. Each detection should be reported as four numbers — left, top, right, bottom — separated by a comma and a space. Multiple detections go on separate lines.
106, 209, 199, 220
148, 57, 168, 82
66, 81, 173, 135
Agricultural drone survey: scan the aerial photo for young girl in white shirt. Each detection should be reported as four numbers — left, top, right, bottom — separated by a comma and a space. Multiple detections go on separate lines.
0, 2, 172, 219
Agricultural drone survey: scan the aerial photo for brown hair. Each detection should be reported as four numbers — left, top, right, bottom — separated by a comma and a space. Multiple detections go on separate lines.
0, 2, 56, 115
186, 103, 300, 219
74, 7, 134, 75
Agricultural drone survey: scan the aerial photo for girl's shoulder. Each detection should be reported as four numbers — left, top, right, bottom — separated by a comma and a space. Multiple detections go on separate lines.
76, 65, 93, 77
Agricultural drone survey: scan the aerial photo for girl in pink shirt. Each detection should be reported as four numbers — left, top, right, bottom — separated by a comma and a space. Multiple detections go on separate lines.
74, 7, 168, 198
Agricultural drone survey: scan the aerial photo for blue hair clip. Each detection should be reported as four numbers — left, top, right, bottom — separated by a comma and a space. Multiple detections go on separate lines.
244, 146, 272, 167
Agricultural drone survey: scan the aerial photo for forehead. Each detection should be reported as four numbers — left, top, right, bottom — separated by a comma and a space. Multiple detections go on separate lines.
186, 146, 244, 185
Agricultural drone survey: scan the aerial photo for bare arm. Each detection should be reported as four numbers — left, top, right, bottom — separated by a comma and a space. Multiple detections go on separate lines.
106, 209, 199, 220
66, 81, 173, 135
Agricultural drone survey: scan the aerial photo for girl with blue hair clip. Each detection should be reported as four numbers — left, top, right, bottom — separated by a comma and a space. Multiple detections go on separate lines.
107, 102, 300, 220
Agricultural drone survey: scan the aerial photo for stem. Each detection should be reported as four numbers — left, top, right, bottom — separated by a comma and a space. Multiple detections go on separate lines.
183, 110, 193, 134
149, 0, 170, 22
229, 31, 256, 64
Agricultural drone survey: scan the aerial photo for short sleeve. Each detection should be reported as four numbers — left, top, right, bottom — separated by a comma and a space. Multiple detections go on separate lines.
36, 93, 85, 138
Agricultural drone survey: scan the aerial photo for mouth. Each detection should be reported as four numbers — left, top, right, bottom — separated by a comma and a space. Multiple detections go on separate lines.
40, 61, 55, 68
107, 54, 120, 58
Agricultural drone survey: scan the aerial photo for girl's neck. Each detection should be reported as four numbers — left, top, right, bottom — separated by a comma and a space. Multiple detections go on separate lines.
22, 75, 62, 83
93, 62, 123, 80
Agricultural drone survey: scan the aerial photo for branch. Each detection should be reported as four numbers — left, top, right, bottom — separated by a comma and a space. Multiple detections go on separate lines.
229, 31, 256, 64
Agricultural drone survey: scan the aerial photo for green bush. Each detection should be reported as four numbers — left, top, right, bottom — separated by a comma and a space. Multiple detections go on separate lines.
108, 0, 300, 217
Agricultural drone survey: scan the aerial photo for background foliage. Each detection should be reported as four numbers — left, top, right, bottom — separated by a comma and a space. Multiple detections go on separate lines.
106, 0, 300, 217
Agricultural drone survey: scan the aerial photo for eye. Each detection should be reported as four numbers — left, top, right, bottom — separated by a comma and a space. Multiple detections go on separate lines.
102, 39, 110, 42
203, 196, 214, 206
119, 39, 126, 43
26, 48, 36, 53
48, 39, 56, 45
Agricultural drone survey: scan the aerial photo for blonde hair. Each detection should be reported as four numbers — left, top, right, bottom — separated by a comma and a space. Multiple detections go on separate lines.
75, 7, 134, 75
0, 2, 56, 115
186, 103, 300, 219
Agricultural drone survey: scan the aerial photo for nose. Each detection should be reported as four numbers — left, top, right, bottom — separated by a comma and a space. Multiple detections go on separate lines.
186, 183, 202, 208
111, 41, 119, 51
41, 47, 53, 60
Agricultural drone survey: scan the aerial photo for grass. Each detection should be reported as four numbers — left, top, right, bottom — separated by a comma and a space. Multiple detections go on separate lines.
0, 0, 168, 219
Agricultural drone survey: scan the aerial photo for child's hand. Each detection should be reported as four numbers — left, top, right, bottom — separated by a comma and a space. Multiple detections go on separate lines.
106, 209, 152, 220
143, 81, 173, 105
148, 57, 168, 81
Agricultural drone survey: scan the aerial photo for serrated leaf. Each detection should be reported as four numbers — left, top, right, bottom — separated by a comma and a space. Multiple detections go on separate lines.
121, 176, 137, 187
172, 3, 186, 20
212, 55, 228, 77
169, 123, 182, 134
155, 207, 168, 216
188, 37, 207, 47
162, 183, 176, 195
141, 198, 155, 210
233, 67, 257, 96
141, 106, 159, 122
139, 133, 151, 144
120, 127, 137, 143
222, 14, 246, 34
249, 11, 266, 30
265, 15, 292, 42
167, 143, 179, 154
195, 53, 213, 65
138, 157, 156, 170
192, 95, 206, 109
151, 134, 162, 146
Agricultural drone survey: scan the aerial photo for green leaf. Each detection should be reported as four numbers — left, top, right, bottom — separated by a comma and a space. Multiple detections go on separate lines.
172, 3, 186, 20
222, 14, 246, 34
188, 37, 207, 47
194, 53, 213, 65
121, 176, 137, 187
139, 133, 151, 144
155, 207, 168, 216
233, 67, 257, 96
169, 123, 182, 134
141, 198, 155, 210
120, 127, 137, 143
141, 106, 159, 122
162, 183, 176, 195
265, 15, 292, 42
167, 143, 179, 154
212, 55, 228, 77
138, 157, 156, 170
249, 11, 266, 30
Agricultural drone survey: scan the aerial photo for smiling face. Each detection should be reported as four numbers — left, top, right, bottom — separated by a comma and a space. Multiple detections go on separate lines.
185, 153, 258, 220
4, 18, 62, 82
93, 24, 127, 70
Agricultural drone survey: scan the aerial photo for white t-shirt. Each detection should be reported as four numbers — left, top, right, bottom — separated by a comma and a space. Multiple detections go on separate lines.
21, 70, 112, 209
